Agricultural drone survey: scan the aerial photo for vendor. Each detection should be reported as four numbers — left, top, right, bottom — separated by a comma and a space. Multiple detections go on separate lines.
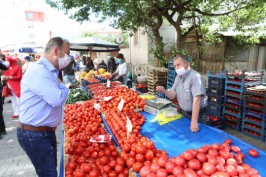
156, 55, 207, 133
110, 53, 128, 85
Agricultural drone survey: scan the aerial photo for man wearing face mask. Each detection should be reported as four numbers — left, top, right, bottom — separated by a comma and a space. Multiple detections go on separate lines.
156, 55, 207, 133
17, 37, 70, 177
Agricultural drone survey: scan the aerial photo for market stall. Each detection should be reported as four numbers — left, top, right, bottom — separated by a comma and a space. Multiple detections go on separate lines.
60, 79, 266, 177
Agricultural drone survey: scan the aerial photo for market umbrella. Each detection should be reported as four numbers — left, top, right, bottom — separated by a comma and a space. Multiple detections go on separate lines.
69, 37, 120, 53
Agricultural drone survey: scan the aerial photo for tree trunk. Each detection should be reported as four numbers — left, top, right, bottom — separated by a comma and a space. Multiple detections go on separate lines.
175, 25, 182, 50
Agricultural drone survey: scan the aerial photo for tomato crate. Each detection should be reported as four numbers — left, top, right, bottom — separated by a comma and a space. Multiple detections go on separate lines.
245, 89, 266, 98
242, 121, 265, 134
225, 90, 244, 99
207, 102, 223, 114
244, 95, 266, 105
207, 93, 224, 104
207, 71, 226, 79
224, 119, 242, 131
223, 108, 242, 119
244, 102, 266, 112
225, 85, 244, 93
243, 114, 265, 127
242, 128, 264, 141
204, 111, 224, 129
244, 109, 266, 119
224, 102, 242, 111
207, 85, 225, 95
224, 96, 243, 105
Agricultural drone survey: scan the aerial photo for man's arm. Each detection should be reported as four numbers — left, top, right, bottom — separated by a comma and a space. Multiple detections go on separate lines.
190, 95, 201, 132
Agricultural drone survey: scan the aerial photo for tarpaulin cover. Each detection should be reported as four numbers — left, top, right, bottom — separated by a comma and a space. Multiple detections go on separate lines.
140, 112, 266, 176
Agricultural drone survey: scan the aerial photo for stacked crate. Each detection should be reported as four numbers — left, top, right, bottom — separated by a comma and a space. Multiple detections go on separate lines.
166, 58, 177, 90
242, 84, 266, 141
223, 71, 264, 131
206, 71, 226, 128
147, 67, 167, 96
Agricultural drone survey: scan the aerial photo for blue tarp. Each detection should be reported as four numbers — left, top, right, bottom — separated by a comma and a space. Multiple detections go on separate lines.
140, 112, 266, 176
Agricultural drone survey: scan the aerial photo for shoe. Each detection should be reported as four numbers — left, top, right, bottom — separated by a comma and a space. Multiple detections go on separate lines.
11, 115, 19, 119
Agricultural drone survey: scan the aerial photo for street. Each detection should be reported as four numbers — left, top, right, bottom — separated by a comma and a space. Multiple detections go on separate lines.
0, 98, 61, 177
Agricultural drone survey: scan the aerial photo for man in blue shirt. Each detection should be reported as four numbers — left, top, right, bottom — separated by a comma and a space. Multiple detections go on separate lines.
17, 37, 70, 177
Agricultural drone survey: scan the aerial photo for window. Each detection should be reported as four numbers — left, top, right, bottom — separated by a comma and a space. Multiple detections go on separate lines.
25, 12, 33, 19
134, 29, 140, 45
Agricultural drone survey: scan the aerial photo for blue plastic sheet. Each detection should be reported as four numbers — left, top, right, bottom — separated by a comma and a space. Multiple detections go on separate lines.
140, 112, 266, 176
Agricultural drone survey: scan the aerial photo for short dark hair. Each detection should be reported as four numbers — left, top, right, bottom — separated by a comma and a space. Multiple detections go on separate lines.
116, 53, 124, 60
174, 54, 192, 64
44, 37, 69, 53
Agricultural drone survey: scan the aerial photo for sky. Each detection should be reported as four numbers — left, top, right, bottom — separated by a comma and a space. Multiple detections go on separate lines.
0, 0, 115, 47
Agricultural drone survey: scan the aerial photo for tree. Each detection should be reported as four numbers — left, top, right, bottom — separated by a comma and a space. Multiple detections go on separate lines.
46, 0, 266, 60
46, 0, 167, 65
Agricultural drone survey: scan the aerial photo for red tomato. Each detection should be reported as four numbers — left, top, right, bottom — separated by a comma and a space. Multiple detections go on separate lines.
150, 163, 160, 173
184, 168, 199, 177
89, 170, 98, 177
182, 151, 194, 161
132, 162, 143, 172
139, 166, 151, 177
248, 149, 259, 157
145, 150, 154, 161
136, 154, 145, 163
156, 168, 168, 177
226, 158, 237, 167
158, 156, 168, 167
202, 162, 216, 175
103, 165, 112, 174
165, 160, 176, 173
172, 166, 184, 176
174, 156, 186, 167
115, 164, 124, 174
231, 146, 241, 153
225, 165, 237, 176
197, 153, 207, 163
188, 159, 201, 170
210, 172, 230, 177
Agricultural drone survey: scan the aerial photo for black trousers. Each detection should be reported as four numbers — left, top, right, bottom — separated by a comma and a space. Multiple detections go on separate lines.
0, 93, 5, 133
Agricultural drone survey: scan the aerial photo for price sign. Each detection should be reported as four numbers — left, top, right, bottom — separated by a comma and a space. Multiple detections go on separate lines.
94, 103, 101, 111
107, 80, 111, 88
126, 115, 132, 139
99, 96, 113, 101
118, 98, 124, 111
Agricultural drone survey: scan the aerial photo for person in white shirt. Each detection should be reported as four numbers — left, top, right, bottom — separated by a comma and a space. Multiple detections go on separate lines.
22, 56, 32, 74
110, 53, 128, 85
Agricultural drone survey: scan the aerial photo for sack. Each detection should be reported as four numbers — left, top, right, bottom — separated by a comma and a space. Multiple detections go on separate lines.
2, 85, 12, 97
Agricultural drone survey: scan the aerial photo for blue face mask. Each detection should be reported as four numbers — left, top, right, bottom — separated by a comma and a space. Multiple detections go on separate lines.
117, 59, 123, 64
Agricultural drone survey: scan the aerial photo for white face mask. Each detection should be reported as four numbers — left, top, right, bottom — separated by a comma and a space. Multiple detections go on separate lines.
58, 54, 71, 69
175, 67, 186, 76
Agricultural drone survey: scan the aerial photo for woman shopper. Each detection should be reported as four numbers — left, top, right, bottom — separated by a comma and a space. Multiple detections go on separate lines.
2, 56, 22, 119
110, 53, 128, 85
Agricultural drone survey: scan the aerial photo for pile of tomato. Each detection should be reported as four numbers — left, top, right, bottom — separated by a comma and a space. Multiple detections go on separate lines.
139, 139, 261, 177
224, 114, 239, 122
243, 128, 262, 138
94, 87, 145, 112
226, 91, 240, 96
64, 101, 129, 177
225, 103, 239, 109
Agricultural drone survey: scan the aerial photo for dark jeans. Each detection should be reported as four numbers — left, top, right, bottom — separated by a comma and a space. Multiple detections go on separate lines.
17, 128, 57, 177
0, 93, 6, 133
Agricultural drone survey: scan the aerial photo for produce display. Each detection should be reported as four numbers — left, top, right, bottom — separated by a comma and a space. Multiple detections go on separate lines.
79, 69, 111, 80
139, 139, 261, 177
62, 70, 265, 177
64, 101, 130, 177
66, 88, 92, 104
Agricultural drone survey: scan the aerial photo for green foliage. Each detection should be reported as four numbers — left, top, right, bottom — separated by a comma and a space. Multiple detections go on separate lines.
81, 31, 129, 47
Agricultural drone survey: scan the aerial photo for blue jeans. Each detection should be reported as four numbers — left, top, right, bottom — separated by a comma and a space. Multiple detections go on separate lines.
17, 128, 57, 177
63, 75, 76, 86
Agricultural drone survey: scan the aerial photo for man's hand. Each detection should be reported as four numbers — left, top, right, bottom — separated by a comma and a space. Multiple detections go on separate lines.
156, 86, 166, 93
190, 122, 199, 132
114, 76, 120, 80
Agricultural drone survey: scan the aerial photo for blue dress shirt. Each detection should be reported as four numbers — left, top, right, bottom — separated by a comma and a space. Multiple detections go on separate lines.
19, 56, 69, 127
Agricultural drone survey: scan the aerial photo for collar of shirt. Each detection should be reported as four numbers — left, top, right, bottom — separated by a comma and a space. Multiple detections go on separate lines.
39, 56, 59, 76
